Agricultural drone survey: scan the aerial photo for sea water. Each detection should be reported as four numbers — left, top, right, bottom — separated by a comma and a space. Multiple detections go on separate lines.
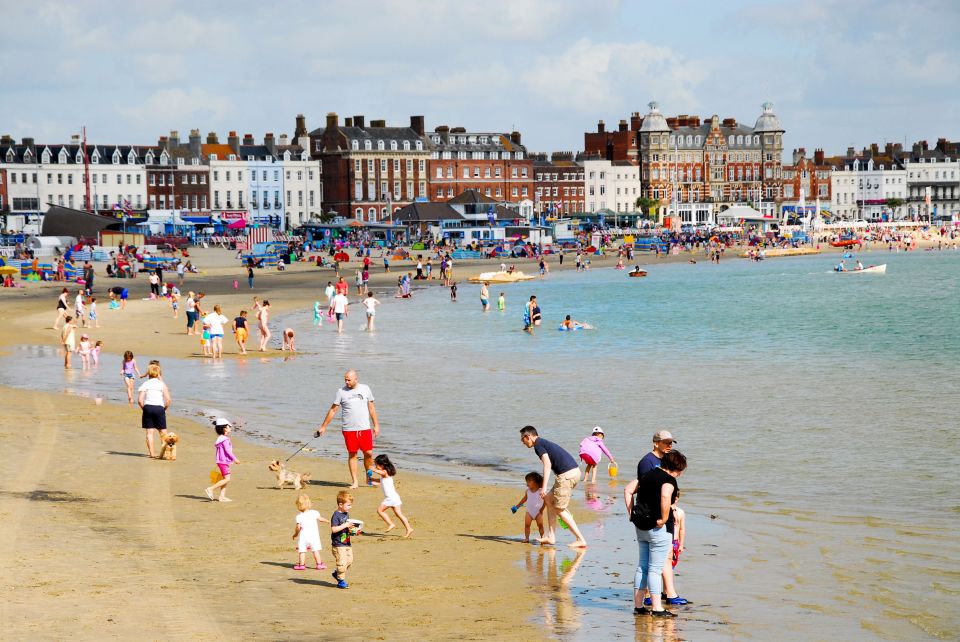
3, 249, 958, 640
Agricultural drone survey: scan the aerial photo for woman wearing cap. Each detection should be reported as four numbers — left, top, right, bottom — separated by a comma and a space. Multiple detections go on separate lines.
137, 363, 171, 458
578, 426, 617, 483
624, 449, 687, 618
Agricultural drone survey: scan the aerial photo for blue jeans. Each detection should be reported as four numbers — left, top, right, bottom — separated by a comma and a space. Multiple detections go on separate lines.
634, 525, 671, 595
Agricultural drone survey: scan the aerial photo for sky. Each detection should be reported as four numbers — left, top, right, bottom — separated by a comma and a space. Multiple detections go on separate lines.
1, 0, 958, 159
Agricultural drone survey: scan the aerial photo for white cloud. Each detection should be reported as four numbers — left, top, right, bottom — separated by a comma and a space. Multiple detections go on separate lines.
115, 88, 233, 133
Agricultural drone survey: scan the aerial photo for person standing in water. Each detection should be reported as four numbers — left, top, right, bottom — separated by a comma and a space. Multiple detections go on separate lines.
60, 315, 76, 369
480, 281, 490, 311
362, 292, 380, 332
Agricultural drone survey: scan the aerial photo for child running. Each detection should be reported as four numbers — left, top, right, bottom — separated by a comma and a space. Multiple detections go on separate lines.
205, 418, 239, 502
578, 426, 617, 483
121, 351, 142, 404
292, 494, 328, 570
373, 454, 413, 537
330, 491, 356, 589
511, 472, 545, 543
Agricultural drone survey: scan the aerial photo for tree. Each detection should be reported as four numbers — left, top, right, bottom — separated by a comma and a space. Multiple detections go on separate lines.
884, 197, 905, 220
635, 196, 659, 220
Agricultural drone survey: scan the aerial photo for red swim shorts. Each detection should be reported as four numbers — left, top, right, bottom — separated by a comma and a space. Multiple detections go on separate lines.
579, 453, 598, 466
217, 463, 231, 477
342, 429, 374, 454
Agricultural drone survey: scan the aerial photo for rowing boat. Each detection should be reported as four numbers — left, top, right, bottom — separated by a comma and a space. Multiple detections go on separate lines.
838, 264, 886, 274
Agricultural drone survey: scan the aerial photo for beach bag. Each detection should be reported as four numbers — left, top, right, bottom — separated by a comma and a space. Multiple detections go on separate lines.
630, 493, 658, 530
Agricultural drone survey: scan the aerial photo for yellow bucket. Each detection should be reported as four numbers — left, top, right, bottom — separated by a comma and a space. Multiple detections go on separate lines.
209, 469, 224, 484
607, 463, 618, 477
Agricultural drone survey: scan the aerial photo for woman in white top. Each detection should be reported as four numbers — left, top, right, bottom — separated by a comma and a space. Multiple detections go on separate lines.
202, 304, 229, 358
137, 363, 171, 458
362, 292, 380, 332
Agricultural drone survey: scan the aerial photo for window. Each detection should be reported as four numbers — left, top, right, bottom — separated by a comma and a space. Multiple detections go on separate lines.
380, 159, 387, 172
463, 167, 469, 179
415, 141, 423, 151
367, 159, 375, 173
473, 167, 480, 178
377, 140, 384, 150
522, 187, 528, 197
390, 140, 397, 151
364, 140, 372, 150
436, 167, 443, 178
495, 167, 501, 178
351, 141, 359, 151
447, 167, 453, 178
512, 187, 518, 197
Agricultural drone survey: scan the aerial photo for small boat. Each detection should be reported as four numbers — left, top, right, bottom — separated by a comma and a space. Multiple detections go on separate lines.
467, 270, 536, 284
838, 264, 886, 274
830, 239, 861, 248
628, 269, 647, 278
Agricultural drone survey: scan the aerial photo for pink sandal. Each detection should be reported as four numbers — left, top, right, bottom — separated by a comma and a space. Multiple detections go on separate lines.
315, 562, 327, 570
293, 564, 306, 570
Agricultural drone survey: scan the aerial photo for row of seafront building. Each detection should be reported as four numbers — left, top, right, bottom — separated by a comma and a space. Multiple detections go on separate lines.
1, 104, 958, 234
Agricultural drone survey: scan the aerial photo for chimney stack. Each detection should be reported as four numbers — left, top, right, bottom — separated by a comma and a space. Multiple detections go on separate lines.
22, 137, 34, 147
206, 132, 217, 145
294, 114, 307, 139
630, 112, 642, 131
814, 148, 824, 165
370, 119, 386, 128
70, 134, 80, 144
227, 131, 240, 154
410, 115, 425, 136
618, 120, 628, 133
436, 125, 450, 143
0, 134, 13, 146
353, 115, 365, 128
170, 130, 180, 148
264, 132, 276, 155
189, 129, 201, 158
326, 112, 338, 129
279, 134, 289, 146
242, 134, 254, 146
597, 120, 605, 134
157, 135, 169, 151
345, 117, 353, 127
510, 131, 521, 145
846, 146, 855, 158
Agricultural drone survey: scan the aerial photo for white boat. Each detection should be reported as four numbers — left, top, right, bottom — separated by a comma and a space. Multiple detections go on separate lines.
467, 270, 536, 283
838, 264, 886, 274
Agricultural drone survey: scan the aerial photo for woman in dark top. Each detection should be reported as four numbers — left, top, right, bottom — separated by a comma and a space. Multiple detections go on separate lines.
624, 450, 687, 618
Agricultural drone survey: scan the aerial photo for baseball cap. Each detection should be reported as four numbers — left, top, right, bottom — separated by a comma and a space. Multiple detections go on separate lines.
592, 426, 605, 435
653, 430, 676, 443
213, 417, 232, 427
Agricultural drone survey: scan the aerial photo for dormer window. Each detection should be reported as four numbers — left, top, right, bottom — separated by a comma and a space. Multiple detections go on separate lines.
415, 141, 423, 151
228, 154, 236, 161
390, 140, 397, 151
516, 152, 523, 160
403, 141, 410, 151
160, 153, 169, 165
5, 150, 13, 162
377, 140, 384, 150
90, 151, 99, 164
192, 158, 199, 165
177, 158, 185, 165
209, 154, 218, 161
112, 151, 121, 164
363, 140, 371, 151
41, 151, 51, 164
75, 151, 83, 163
128, 151, 136, 164
283, 151, 291, 161
23, 149, 32, 162
145, 152, 154, 164
59, 150, 67, 163
352, 140, 360, 151
300, 152, 307, 161
247, 155, 255, 161
431, 136, 440, 144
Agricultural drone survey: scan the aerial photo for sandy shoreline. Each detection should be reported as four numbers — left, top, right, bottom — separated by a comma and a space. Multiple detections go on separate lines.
0, 384, 552, 641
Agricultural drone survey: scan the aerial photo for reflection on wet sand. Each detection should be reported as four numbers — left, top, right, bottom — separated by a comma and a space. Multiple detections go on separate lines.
525, 547, 585, 638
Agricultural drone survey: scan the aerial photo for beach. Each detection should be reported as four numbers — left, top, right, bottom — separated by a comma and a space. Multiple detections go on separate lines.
2, 243, 958, 641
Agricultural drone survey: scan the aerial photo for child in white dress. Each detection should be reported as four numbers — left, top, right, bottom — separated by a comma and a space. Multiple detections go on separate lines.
292, 494, 328, 570
511, 472, 545, 543
373, 454, 413, 537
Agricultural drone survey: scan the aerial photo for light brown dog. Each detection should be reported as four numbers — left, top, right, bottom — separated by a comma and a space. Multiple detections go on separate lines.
268, 459, 311, 489
159, 432, 179, 461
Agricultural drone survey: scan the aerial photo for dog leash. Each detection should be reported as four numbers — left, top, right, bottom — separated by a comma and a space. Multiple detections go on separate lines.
285, 435, 319, 462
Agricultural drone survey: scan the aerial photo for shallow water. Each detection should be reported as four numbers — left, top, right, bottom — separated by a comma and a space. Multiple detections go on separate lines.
4, 248, 959, 640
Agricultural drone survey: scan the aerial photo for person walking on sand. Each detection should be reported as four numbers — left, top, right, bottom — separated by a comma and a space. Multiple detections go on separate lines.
519, 426, 588, 548
247, 264, 255, 289
480, 281, 490, 311
257, 300, 272, 351
53, 288, 69, 329
60, 315, 77, 369
315, 370, 380, 489
205, 418, 239, 502
232, 310, 249, 354
202, 304, 229, 358
137, 363, 171, 458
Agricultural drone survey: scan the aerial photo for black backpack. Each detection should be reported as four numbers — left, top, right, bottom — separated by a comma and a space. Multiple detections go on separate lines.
630, 492, 658, 530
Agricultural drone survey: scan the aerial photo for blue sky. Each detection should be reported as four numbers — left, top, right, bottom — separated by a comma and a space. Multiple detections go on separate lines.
1, 0, 957, 158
